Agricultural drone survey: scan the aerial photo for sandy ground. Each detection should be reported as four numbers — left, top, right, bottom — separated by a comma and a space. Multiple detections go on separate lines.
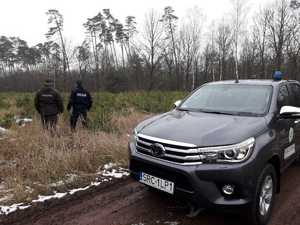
2, 164, 300, 225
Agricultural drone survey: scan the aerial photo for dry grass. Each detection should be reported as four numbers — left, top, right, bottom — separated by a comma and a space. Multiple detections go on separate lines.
0, 110, 151, 204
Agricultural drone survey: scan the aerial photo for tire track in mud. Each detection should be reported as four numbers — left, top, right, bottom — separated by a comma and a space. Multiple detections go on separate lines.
4, 164, 300, 225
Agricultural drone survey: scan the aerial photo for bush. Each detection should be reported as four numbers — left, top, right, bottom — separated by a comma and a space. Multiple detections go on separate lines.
0, 98, 8, 109
89, 106, 114, 132
0, 112, 14, 128
16, 94, 35, 117
86, 91, 187, 132
93, 91, 187, 113
0, 93, 11, 109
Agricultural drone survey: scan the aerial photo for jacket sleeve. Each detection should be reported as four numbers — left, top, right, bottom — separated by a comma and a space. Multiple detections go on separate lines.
34, 92, 40, 113
87, 92, 93, 111
56, 92, 64, 114
67, 91, 75, 111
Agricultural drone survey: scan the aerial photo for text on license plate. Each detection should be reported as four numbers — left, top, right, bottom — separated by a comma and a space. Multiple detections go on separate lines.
139, 172, 175, 194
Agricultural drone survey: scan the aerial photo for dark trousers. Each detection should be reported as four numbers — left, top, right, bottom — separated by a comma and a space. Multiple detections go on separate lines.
41, 114, 58, 130
70, 110, 88, 130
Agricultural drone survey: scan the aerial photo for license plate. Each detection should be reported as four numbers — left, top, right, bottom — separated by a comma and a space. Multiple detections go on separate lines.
139, 172, 175, 194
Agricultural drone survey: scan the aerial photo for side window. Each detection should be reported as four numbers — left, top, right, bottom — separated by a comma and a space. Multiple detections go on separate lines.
277, 85, 290, 109
288, 83, 300, 107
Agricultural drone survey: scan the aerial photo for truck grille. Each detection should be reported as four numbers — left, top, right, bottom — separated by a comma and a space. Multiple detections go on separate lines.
135, 134, 202, 165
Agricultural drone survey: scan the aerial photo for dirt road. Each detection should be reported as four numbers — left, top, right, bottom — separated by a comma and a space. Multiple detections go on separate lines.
5, 164, 300, 225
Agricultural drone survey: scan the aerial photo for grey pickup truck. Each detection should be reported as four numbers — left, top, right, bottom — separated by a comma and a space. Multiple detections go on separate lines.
129, 78, 300, 225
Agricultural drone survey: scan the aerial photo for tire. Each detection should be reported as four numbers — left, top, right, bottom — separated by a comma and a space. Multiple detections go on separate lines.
248, 164, 277, 225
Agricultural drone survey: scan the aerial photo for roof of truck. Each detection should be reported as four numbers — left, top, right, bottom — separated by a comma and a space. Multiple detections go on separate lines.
206, 79, 299, 86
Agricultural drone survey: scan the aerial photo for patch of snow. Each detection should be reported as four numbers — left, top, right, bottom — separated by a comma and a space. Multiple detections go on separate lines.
0, 127, 8, 134
68, 181, 102, 195
49, 174, 79, 188
164, 222, 179, 225
69, 186, 90, 195
102, 168, 129, 178
15, 118, 32, 127
100, 163, 129, 179
32, 192, 67, 203
0, 166, 129, 216
49, 180, 64, 188
0, 160, 16, 168
91, 181, 101, 186
65, 173, 79, 183
18, 205, 31, 210
0, 184, 5, 190
103, 162, 117, 170
25, 186, 34, 194
0, 203, 30, 215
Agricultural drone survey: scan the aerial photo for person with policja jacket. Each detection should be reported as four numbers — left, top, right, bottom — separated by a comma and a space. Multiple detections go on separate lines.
67, 80, 92, 131
34, 79, 64, 130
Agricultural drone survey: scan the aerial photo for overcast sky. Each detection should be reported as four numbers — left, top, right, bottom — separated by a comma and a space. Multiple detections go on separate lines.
0, 0, 271, 46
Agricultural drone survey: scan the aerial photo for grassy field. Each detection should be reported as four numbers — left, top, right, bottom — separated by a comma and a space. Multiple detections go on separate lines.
0, 91, 186, 130
0, 91, 187, 205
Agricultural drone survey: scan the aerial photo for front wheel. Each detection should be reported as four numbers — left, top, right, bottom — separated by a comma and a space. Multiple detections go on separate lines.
248, 164, 277, 225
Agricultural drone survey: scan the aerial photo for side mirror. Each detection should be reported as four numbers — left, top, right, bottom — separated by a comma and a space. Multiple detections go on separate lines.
280, 106, 300, 118
174, 100, 182, 108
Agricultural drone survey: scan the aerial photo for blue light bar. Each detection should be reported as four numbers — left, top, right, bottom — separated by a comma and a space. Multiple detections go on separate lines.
274, 71, 283, 81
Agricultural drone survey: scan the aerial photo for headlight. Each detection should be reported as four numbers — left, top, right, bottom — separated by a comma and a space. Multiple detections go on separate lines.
198, 137, 255, 163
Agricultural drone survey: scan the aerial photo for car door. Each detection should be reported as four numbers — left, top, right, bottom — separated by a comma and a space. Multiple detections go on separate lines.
287, 82, 300, 156
276, 84, 296, 169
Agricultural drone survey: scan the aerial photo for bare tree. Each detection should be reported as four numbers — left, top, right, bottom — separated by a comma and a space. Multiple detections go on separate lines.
46, 9, 70, 89
160, 6, 180, 88
240, 35, 257, 77
124, 16, 137, 60
230, 0, 248, 81
202, 23, 218, 83
252, 8, 269, 78
36, 41, 62, 87
140, 9, 164, 90
83, 12, 104, 90
103, 9, 119, 68
266, 0, 297, 70
75, 41, 91, 77
179, 7, 204, 90
216, 19, 232, 80
0, 36, 15, 73
284, 1, 300, 80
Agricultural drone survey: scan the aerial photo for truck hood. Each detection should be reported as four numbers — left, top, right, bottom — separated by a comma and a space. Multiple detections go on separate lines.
136, 110, 268, 147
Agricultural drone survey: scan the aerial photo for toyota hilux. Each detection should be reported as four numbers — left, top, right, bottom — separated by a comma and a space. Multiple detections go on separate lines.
129, 78, 300, 225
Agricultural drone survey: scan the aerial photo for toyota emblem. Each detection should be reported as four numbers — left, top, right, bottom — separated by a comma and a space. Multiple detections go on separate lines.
151, 143, 166, 157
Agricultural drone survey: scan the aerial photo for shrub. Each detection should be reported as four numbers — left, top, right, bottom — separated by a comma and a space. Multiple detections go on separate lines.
0, 98, 9, 109
16, 94, 35, 117
89, 106, 114, 132
0, 112, 14, 128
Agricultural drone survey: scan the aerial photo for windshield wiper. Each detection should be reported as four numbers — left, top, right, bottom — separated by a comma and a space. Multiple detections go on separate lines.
235, 112, 260, 116
177, 108, 190, 112
199, 110, 238, 116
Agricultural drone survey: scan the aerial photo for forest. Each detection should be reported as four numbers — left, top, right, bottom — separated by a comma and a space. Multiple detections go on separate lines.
0, 0, 300, 92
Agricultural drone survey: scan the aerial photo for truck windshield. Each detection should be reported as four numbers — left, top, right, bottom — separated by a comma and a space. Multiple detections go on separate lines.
180, 84, 273, 116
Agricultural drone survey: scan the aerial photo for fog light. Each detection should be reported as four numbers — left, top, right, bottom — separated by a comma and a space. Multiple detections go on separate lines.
222, 185, 235, 195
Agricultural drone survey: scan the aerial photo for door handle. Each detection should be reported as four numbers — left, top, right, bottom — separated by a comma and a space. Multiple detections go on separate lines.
295, 120, 300, 124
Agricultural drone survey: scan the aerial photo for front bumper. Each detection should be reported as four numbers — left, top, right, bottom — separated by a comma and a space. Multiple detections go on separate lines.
129, 142, 259, 208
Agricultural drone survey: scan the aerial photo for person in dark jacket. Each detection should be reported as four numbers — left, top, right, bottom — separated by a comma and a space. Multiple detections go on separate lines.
34, 79, 64, 130
67, 80, 92, 130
